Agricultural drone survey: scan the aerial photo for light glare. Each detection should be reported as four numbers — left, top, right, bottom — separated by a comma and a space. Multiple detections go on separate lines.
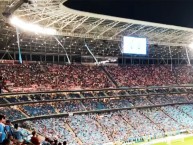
189, 42, 193, 49
10, 16, 56, 35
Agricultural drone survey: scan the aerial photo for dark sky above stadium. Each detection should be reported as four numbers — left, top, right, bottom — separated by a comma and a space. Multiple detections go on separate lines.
65, 0, 193, 28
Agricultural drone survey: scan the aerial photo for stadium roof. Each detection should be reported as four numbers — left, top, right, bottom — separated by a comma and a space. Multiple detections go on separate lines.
0, 0, 193, 58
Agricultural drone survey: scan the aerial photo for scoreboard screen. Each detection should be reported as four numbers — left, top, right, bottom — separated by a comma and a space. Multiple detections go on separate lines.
123, 36, 147, 55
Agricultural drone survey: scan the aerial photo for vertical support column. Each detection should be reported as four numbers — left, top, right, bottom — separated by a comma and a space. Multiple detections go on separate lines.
169, 46, 173, 71
185, 47, 191, 66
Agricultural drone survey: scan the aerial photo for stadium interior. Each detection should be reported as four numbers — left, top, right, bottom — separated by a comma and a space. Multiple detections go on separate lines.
1, 0, 193, 145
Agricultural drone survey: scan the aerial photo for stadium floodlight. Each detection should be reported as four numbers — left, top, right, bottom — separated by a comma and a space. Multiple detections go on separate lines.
189, 42, 193, 49
10, 16, 57, 35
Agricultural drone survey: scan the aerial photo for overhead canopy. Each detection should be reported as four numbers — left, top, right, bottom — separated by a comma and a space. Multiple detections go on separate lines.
4, 0, 193, 46
0, 0, 192, 58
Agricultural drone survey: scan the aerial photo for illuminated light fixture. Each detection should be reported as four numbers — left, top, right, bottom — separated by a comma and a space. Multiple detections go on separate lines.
10, 16, 57, 35
189, 42, 193, 49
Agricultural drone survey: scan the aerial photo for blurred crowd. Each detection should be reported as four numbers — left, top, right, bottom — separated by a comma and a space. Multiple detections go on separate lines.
105, 65, 193, 87
0, 64, 192, 92
0, 114, 68, 145
24, 104, 193, 145
1, 93, 192, 120
1, 63, 193, 145
0, 64, 113, 92
1, 94, 193, 144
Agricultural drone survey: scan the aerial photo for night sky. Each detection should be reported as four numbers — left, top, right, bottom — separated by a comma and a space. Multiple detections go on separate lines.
65, 0, 193, 28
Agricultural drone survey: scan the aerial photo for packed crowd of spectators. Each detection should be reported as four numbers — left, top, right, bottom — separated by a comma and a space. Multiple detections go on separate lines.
162, 106, 193, 128
0, 64, 192, 93
23, 104, 193, 145
147, 94, 189, 105
54, 101, 86, 113
20, 104, 56, 117
0, 114, 68, 145
27, 118, 77, 145
0, 107, 26, 121
2, 95, 193, 144
3, 93, 190, 116
105, 65, 193, 87
0, 64, 114, 92
141, 108, 184, 132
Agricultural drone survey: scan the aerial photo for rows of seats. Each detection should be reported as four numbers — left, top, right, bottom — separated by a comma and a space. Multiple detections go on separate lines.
54, 101, 85, 113
23, 105, 193, 145
96, 112, 134, 141
176, 105, 193, 118
162, 106, 193, 127
0, 64, 113, 92
68, 115, 110, 144
0, 107, 26, 121
2, 87, 192, 104
0, 98, 7, 104
15, 94, 193, 116
21, 104, 56, 116
141, 108, 184, 132
26, 118, 79, 145
105, 65, 193, 87
0, 64, 193, 93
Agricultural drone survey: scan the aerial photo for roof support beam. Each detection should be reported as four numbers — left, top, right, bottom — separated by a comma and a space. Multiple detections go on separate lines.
59, 15, 79, 31
46, 13, 72, 27
32, 12, 65, 24
128, 25, 146, 36
111, 24, 133, 38
158, 30, 181, 41
85, 19, 105, 34
71, 17, 89, 32
142, 27, 158, 35
98, 21, 119, 36
168, 32, 190, 42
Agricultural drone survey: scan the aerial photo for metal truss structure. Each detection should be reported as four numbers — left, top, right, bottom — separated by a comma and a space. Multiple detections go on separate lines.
1, 0, 193, 62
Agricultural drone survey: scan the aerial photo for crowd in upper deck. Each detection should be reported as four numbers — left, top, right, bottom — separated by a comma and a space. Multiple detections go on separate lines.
0, 64, 192, 92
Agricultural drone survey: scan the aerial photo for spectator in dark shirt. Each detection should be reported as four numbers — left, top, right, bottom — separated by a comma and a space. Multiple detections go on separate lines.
2, 139, 11, 145
31, 131, 40, 145
4, 120, 13, 137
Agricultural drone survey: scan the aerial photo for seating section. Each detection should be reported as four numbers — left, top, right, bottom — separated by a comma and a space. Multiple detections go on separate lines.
15, 94, 193, 117
0, 107, 26, 121
122, 110, 163, 137
0, 98, 7, 104
27, 118, 79, 144
96, 112, 135, 141
105, 65, 192, 87
128, 96, 152, 107
54, 101, 85, 113
106, 99, 133, 109
21, 104, 56, 116
6, 97, 19, 103
176, 105, 193, 118
0, 64, 113, 92
141, 108, 184, 132
82, 99, 109, 110
68, 115, 110, 144
162, 106, 193, 127
22, 105, 193, 145
0, 64, 192, 92
147, 95, 171, 105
